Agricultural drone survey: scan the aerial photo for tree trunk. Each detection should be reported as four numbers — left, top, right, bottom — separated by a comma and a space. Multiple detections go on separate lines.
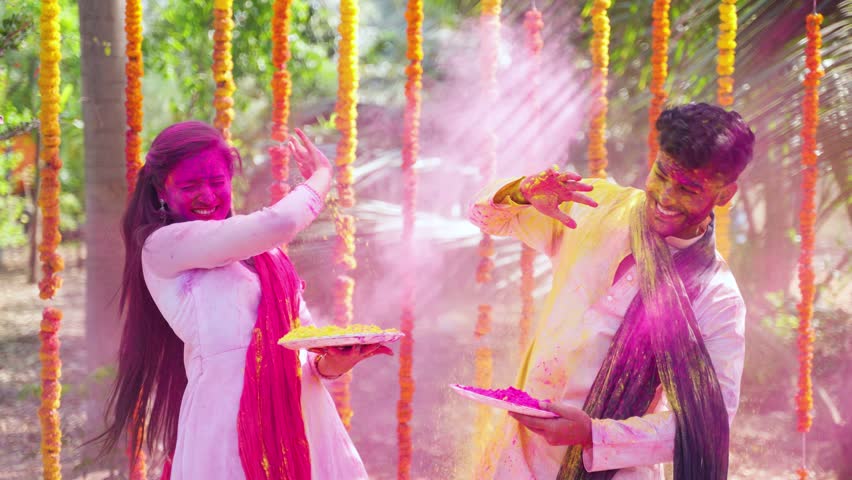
78, 0, 126, 453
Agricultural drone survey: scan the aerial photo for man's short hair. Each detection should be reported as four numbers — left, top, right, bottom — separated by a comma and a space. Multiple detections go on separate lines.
656, 103, 755, 183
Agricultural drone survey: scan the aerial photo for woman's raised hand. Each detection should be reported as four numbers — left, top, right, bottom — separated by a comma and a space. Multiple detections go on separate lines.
288, 128, 332, 198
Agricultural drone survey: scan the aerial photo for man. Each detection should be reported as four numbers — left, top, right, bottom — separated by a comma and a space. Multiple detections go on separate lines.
469, 103, 755, 480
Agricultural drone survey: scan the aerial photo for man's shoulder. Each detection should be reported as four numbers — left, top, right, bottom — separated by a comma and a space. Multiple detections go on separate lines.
585, 178, 645, 215
696, 255, 746, 318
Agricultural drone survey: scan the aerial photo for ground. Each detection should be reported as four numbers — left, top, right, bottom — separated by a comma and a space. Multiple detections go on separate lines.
0, 245, 841, 479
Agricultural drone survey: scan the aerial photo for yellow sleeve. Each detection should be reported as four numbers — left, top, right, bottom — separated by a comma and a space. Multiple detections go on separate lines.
468, 177, 568, 257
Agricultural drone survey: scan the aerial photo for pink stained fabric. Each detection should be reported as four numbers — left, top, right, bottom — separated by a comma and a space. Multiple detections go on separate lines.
237, 249, 311, 479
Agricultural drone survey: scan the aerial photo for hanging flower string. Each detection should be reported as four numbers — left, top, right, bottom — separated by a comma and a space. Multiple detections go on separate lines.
124, 1, 147, 476
518, 6, 543, 353
714, 0, 737, 258
473, 0, 501, 453
716, 0, 736, 108
36, 2, 64, 477
212, 0, 236, 141
39, 308, 63, 480
332, 0, 360, 429
647, 0, 671, 167
795, 11, 823, 480
269, 0, 293, 204
397, 0, 423, 477
37, 0, 64, 302
588, 0, 611, 179
124, 0, 144, 196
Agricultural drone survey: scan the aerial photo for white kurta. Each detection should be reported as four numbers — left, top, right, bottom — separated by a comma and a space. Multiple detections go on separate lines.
142, 185, 368, 480
470, 178, 746, 480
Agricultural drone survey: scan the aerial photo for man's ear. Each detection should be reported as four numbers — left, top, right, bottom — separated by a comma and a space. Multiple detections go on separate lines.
716, 182, 737, 207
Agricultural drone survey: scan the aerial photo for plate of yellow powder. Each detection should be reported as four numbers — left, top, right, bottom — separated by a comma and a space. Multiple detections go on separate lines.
278, 324, 404, 350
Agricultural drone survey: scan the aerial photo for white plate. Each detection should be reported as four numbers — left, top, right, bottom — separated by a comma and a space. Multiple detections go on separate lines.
278, 331, 404, 351
449, 384, 558, 418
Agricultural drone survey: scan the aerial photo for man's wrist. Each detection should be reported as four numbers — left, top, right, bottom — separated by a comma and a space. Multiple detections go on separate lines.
495, 177, 529, 205
510, 183, 529, 204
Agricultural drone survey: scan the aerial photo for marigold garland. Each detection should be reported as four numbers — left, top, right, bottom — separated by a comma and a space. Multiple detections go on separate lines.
123, 1, 148, 475
39, 308, 63, 480
125, 3, 147, 475
397, 0, 423, 478
331, 0, 360, 428
37, 3, 64, 474
212, 0, 236, 141
716, 0, 737, 107
519, 245, 536, 351
713, 0, 737, 258
127, 398, 147, 480
519, 7, 542, 353
795, 14, 823, 479
124, 0, 144, 197
37, 0, 64, 303
473, 0, 501, 457
648, 0, 671, 167
269, 0, 293, 204
587, 0, 611, 179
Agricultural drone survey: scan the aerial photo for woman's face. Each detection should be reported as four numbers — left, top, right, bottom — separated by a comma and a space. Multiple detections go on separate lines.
159, 148, 232, 222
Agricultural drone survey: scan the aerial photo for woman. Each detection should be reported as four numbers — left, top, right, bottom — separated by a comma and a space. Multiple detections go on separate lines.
96, 121, 387, 479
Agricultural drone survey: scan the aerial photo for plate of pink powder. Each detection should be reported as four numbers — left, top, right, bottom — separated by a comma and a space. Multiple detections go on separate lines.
449, 384, 558, 418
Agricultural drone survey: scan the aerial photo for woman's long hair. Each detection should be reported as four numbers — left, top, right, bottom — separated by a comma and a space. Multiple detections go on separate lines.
92, 121, 241, 462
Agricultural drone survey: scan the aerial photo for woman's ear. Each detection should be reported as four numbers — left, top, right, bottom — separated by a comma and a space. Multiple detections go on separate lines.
715, 182, 738, 207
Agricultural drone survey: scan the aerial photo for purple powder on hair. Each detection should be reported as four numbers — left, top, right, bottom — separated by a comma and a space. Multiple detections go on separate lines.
459, 385, 543, 409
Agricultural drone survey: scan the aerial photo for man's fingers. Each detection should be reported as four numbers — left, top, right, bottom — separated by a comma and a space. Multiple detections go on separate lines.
509, 412, 548, 431
557, 171, 583, 182
568, 192, 598, 208
539, 400, 584, 420
558, 178, 594, 193
548, 209, 577, 229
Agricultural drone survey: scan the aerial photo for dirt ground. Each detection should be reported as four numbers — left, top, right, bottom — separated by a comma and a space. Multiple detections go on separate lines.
0, 245, 841, 479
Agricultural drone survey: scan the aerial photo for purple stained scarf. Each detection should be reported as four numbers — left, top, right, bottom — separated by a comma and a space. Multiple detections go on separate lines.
557, 198, 729, 480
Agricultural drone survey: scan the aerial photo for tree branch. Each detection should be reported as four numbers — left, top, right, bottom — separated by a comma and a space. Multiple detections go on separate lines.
0, 15, 33, 57
0, 120, 40, 142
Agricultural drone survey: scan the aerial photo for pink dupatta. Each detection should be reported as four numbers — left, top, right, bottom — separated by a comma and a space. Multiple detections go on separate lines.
237, 248, 311, 479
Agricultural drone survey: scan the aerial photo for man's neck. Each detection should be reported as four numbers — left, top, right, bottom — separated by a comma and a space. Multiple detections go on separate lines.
666, 216, 711, 249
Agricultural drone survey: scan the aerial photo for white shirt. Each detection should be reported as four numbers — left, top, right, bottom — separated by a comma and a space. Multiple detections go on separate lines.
470, 178, 746, 480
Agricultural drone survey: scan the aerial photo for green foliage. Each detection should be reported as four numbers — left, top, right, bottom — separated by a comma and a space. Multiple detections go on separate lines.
0, 150, 28, 248
1, 0, 84, 239
142, 0, 340, 145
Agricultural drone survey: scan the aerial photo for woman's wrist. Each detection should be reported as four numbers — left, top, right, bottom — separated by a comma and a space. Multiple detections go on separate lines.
304, 167, 332, 199
314, 353, 343, 380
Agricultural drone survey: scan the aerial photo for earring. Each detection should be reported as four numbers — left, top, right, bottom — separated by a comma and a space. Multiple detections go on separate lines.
159, 199, 166, 212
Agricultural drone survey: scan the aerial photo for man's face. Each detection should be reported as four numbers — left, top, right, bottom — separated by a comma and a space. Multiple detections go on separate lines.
643, 152, 735, 239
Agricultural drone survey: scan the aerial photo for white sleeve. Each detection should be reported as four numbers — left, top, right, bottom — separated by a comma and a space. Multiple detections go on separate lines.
142, 185, 323, 278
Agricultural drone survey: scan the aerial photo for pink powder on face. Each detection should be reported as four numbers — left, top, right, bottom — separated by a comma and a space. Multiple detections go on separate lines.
162, 149, 233, 222
459, 385, 543, 409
